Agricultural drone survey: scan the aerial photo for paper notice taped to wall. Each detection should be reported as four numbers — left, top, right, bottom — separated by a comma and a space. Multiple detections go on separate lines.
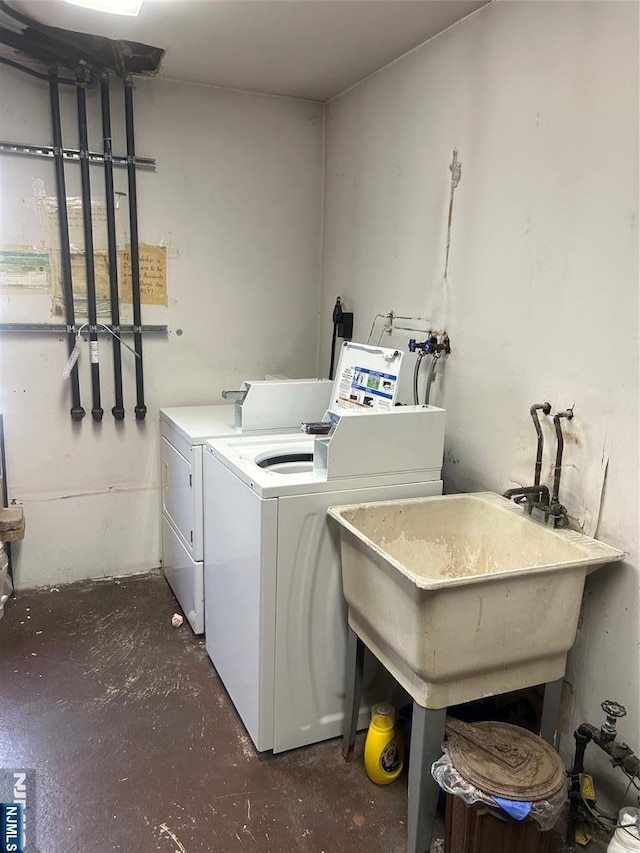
70, 252, 112, 301
0, 249, 52, 292
44, 197, 127, 321
49, 252, 113, 321
120, 243, 167, 306
43, 198, 123, 256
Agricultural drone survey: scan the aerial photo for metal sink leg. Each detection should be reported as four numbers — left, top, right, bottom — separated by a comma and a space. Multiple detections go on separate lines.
407, 703, 447, 853
342, 627, 364, 761
540, 677, 564, 747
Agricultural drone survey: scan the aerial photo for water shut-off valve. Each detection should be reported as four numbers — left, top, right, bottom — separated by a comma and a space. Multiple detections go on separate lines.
601, 699, 627, 741
409, 336, 437, 355
408, 334, 451, 355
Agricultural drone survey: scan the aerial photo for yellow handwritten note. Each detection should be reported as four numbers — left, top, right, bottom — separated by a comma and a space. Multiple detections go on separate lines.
120, 244, 167, 306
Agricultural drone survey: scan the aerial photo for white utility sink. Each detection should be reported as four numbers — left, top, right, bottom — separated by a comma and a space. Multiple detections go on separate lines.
328, 492, 624, 709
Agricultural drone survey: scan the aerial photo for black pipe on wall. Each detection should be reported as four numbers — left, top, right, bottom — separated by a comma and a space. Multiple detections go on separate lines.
75, 66, 103, 422
123, 75, 146, 421
0, 415, 12, 586
0, 54, 74, 84
49, 67, 85, 422
100, 72, 125, 421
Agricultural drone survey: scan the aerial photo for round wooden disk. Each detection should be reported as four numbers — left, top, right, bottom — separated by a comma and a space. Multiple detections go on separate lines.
447, 721, 566, 801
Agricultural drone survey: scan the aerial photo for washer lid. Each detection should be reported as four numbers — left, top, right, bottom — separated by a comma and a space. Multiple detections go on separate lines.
446, 719, 566, 801
330, 342, 403, 414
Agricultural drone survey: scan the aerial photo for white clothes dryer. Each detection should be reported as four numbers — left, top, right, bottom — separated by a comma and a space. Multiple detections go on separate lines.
160, 378, 332, 633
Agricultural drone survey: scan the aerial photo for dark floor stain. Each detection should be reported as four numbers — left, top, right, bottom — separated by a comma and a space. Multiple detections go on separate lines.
0, 572, 605, 852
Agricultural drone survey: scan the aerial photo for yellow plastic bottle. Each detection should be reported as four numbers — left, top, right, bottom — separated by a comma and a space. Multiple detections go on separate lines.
364, 703, 404, 785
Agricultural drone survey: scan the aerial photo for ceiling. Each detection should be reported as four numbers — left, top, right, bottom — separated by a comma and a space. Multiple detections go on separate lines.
11, 0, 489, 101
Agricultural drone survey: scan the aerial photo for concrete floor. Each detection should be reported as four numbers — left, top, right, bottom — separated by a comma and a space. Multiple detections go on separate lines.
0, 571, 606, 853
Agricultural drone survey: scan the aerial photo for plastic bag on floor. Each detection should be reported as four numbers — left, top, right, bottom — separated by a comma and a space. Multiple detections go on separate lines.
431, 749, 567, 831
0, 542, 12, 619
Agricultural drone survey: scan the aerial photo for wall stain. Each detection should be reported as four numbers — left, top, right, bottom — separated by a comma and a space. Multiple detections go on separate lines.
563, 430, 582, 447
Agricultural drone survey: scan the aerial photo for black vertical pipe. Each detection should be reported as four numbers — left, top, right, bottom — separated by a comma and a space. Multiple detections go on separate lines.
328, 297, 343, 380
49, 68, 85, 422
0, 414, 12, 586
100, 72, 125, 421
328, 322, 338, 380
76, 67, 103, 422
123, 75, 146, 421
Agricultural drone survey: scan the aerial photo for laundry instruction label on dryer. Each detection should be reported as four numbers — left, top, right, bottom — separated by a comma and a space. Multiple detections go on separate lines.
331, 341, 403, 413
337, 364, 398, 411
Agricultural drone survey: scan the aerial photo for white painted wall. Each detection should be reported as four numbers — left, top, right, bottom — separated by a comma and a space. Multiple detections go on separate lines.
320, 1, 639, 797
0, 72, 324, 588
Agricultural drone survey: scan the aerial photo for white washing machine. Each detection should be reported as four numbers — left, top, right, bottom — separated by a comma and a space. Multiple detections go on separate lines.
204, 342, 446, 752
160, 378, 332, 634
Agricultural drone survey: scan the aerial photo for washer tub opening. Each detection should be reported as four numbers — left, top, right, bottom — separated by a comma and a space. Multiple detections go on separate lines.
256, 452, 314, 474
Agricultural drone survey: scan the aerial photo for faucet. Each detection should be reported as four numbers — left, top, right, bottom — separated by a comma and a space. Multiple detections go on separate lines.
503, 402, 574, 527
502, 484, 551, 517
503, 402, 553, 520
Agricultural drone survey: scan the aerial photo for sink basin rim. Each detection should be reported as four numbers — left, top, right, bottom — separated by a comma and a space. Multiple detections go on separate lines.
328, 491, 625, 591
